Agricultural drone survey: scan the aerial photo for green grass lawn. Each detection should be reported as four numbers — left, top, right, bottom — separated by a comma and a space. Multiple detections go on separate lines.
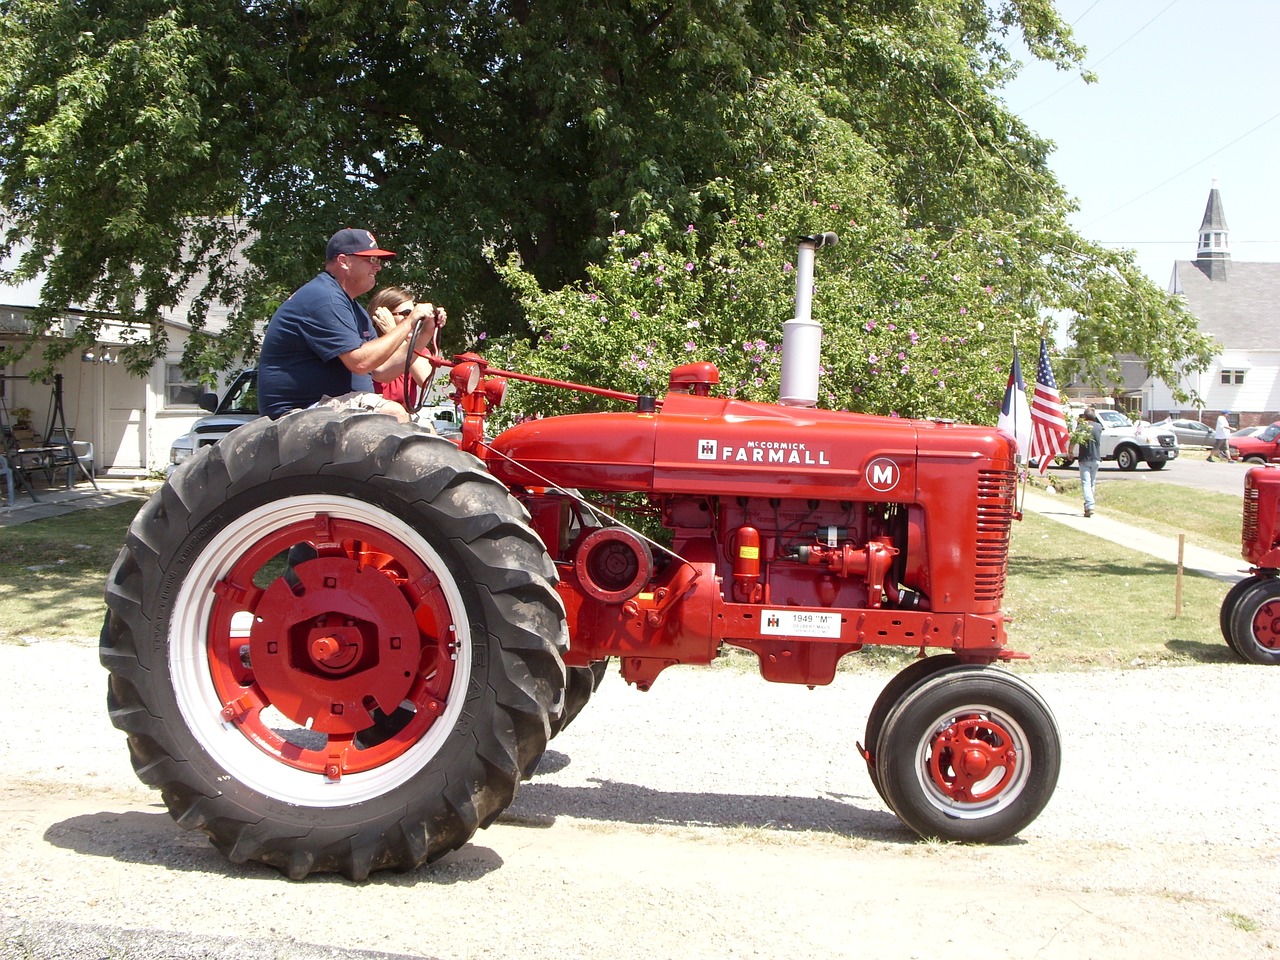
1089, 479, 1242, 558
0, 501, 143, 642
1031, 472, 1242, 557
0, 486, 1244, 672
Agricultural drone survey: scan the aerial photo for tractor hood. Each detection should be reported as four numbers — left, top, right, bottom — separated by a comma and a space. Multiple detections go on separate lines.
484, 392, 1013, 502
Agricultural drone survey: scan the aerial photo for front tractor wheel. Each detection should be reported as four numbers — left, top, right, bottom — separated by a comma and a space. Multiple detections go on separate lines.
873, 666, 1060, 843
1226, 577, 1280, 665
101, 410, 567, 879
1220, 575, 1262, 653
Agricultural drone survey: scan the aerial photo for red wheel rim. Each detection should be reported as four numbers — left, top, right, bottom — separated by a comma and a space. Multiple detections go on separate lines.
925, 713, 1018, 804
1251, 598, 1280, 651
206, 513, 457, 780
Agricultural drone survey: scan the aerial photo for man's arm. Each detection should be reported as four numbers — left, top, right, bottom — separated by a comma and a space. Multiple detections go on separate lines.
337, 316, 419, 376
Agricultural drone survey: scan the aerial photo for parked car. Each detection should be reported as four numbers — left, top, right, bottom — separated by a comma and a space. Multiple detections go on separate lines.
1229, 421, 1280, 464
1232, 425, 1265, 440
1150, 417, 1214, 448
1057, 410, 1179, 471
169, 370, 460, 474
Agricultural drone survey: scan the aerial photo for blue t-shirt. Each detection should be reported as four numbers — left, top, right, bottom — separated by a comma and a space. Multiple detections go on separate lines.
257, 271, 376, 417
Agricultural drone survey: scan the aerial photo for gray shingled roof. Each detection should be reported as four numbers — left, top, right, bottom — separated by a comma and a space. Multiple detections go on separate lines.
1170, 260, 1280, 348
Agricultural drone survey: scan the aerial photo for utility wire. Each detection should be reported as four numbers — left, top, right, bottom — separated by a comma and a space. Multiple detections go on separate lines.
1083, 111, 1280, 228
1020, 0, 1182, 113
1070, 0, 1104, 26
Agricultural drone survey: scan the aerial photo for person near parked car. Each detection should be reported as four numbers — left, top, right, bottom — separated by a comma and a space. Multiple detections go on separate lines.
1076, 407, 1104, 518
1208, 411, 1233, 461
256, 229, 434, 420
366, 285, 447, 415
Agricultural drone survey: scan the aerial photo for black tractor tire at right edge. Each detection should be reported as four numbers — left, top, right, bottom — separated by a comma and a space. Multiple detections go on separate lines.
1220, 575, 1262, 653
1226, 576, 1280, 665
100, 409, 567, 880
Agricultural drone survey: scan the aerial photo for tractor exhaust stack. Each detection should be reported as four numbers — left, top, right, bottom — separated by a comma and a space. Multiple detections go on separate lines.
779, 231, 838, 407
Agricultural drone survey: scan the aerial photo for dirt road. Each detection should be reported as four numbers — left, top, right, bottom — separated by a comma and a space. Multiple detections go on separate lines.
1, 639, 1277, 960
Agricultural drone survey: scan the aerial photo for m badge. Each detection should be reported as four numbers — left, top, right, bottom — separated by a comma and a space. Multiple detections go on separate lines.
865, 457, 900, 493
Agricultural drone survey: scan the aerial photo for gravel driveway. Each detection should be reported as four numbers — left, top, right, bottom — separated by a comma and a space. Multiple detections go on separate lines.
1, 638, 1277, 960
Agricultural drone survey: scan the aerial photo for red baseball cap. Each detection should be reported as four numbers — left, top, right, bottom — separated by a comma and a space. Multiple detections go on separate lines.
326, 228, 396, 259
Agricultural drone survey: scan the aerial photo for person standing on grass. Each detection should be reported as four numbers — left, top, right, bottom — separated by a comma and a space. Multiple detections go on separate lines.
1208, 411, 1232, 461
1077, 407, 1103, 518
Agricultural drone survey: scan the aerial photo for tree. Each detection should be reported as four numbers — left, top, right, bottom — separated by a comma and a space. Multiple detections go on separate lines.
0, 0, 1214, 407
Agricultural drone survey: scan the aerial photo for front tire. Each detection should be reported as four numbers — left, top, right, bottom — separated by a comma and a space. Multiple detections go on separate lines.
861, 655, 961, 803
1226, 577, 1280, 665
874, 666, 1060, 843
101, 410, 567, 879
1115, 445, 1139, 471
1220, 575, 1262, 653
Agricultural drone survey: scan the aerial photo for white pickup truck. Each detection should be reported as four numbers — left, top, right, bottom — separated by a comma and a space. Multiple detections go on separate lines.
1060, 409, 1180, 471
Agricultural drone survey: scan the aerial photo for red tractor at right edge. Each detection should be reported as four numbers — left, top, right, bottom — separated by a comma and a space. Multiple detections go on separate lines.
1221, 466, 1280, 664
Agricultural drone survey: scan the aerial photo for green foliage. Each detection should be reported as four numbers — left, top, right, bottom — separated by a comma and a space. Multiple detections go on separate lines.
0, 0, 1215, 404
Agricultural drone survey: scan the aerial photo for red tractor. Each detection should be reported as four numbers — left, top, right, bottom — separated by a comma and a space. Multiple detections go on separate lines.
101, 235, 1061, 880
1220, 465, 1280, 664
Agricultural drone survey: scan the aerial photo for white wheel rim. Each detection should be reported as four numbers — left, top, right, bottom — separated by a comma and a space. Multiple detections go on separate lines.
169, 494, 472, 807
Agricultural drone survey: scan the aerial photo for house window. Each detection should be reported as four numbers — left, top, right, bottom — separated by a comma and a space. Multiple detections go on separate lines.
165, 363, 203, 407
1220, 369, 1246, 385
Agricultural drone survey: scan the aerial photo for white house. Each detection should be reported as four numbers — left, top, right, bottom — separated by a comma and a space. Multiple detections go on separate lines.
1144, 183, 1280, 429
0, 305, 222, 476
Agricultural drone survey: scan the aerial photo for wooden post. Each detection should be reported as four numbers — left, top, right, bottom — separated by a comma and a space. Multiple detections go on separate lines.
1175, 534, 1185, 618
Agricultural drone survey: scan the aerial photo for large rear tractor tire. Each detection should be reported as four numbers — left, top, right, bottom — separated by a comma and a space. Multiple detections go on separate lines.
100, 410, 567, 879
551, 660, 611, 737
874, 665, 1060, 843
1226, 576, 1280, 665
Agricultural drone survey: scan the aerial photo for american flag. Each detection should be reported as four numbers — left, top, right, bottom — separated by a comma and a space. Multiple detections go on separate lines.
1029, 338, 1070, 474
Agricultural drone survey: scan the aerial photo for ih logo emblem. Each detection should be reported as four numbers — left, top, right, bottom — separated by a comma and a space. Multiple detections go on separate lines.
697, 439, 718, 460
866, 457, 900, 493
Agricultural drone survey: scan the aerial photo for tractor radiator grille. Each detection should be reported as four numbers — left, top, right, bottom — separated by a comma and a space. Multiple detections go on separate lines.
974, 468, 1017, 602
1243, 481, 1258, 555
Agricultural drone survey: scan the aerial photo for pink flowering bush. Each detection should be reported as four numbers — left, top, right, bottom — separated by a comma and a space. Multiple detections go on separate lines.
485, 99, 1048, 427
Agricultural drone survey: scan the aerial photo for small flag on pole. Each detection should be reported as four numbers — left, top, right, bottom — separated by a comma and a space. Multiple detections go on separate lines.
1029, 338, 1070, 474
997, 349, 1031, 462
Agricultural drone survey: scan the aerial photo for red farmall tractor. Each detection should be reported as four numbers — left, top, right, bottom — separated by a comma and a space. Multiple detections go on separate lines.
1220, 466, 1280, 664
101, 235, 1061, 880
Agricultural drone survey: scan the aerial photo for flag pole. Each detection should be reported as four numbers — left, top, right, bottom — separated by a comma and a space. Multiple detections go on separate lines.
1013, 329, 1026, 516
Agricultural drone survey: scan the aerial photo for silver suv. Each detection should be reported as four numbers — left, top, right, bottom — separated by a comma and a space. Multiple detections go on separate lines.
168, 369, 260, 473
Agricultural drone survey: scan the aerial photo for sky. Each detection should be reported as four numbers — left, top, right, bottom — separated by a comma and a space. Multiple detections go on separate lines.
3, 1, 1276, 305
1000, 0, 1280, 287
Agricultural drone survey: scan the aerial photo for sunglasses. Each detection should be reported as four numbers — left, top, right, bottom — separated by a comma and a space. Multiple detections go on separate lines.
394, 306, 414, 317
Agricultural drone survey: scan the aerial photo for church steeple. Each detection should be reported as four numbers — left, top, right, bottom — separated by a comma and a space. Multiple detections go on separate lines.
1195, 180, 1230, 280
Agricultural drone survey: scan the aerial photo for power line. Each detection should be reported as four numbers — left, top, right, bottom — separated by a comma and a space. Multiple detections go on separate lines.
1082, 111, 1280, 228
1097, 239, 1280, 246
1020, 0, 1182, 113
1070, 0, 1104, 27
